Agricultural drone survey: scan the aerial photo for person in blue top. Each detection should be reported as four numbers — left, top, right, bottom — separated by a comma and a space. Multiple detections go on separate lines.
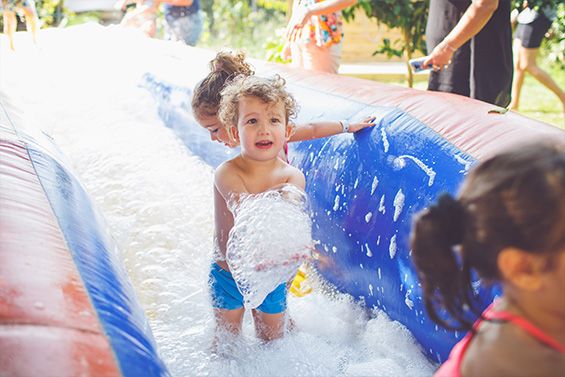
149, 0, 203, 46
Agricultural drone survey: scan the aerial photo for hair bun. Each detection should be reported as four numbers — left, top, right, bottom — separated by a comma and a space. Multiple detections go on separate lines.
210, 59, 226, 74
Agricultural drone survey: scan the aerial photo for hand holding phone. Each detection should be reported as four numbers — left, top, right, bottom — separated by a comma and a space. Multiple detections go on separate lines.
409, 57, 431, 73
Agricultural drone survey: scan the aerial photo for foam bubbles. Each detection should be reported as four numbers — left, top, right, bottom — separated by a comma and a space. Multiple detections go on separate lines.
1, 26, 434, 377
227, 185, 312, 309
393, 189, 405, 222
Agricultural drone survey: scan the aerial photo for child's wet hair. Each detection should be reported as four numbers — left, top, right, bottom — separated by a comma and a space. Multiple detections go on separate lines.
411, 142, 565, 331
192, 51, 254, 118
218, 74, 298, 140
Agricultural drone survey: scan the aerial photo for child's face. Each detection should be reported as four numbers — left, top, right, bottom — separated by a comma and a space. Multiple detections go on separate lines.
195, 112, 237, 148
233, 96, 290, 161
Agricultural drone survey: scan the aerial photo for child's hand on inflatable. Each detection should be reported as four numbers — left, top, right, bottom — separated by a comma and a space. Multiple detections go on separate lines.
350, 116, 377, 133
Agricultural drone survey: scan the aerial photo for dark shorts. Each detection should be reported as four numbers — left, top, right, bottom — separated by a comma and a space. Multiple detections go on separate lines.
208, 263, 288, 314
515, 14, 552, 49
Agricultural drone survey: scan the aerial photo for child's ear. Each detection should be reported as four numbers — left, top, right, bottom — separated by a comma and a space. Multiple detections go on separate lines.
285, 122, 296, 140
498, 247, 547, 291
230, 125, 240, 143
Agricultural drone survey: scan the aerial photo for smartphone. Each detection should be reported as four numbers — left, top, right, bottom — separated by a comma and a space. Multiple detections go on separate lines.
408, 57, 431, 73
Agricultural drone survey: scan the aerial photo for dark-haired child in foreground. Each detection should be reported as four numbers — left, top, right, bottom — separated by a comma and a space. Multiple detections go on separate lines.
411, 142, 565, 376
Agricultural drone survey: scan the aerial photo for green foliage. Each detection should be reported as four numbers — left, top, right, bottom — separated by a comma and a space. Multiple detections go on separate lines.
372, 38, 403, 59
65, 11, 104, 27
35, 0, 66, 27
343, 0, 428, 58
257, 0, 288, 13
343, 0, 428, 86
542, 3, 564, 69
263, 31, 287, 63
199, 0, 287, 60
511, 0, 560, 11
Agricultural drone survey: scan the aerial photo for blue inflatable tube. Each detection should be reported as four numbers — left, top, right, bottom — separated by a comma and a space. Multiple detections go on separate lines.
141, 52, 564, 363
0, 95, 170, 376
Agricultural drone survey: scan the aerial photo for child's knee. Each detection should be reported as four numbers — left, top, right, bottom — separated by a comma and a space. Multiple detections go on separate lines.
254, 313, 285, 341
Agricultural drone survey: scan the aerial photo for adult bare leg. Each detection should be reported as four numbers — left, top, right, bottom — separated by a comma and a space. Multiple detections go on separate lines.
22, 6, 38, 44
3, 10, 17, 50
509, 40, 526, 110
522, 46, 565, 113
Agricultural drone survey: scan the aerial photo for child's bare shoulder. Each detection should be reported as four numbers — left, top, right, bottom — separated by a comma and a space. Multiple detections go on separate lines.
282, 162, 305, 189
215, 158, 247, 195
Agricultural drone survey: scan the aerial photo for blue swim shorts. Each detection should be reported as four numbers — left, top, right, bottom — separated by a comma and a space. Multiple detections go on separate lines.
208, 263, 287, 314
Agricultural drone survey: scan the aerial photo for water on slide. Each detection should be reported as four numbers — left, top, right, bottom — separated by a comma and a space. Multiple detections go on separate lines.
0, 25, 435, 376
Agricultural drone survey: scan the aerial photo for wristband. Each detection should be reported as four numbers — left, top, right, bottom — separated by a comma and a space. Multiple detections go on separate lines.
339, 120, 350, 133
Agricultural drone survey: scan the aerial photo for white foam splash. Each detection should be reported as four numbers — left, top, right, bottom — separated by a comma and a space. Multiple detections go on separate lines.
389, 235, 397, 259
365, 243, 373, 257
381, 128, 390, 153
1, 25, 434, 377
393, 189, 405, 222
454, 154, 473, 173
371, 176, 379, 195
405, 289, 414, 310
393, 155, 436, 186
226, 185, 312, 309
379, 195, 386, 214
333, 195, 340, 211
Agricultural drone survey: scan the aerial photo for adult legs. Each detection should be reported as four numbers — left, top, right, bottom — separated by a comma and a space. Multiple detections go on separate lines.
520, 46, 565, 112
290, 41, 341, 74
3, 10, 17, 50
22, 5, 38, 44
509, 39, 526, 110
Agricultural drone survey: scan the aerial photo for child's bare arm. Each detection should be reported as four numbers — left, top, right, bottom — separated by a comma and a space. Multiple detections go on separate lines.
288, 117, 376, 142
213, 185, 232, 259
213, 163, 248, 257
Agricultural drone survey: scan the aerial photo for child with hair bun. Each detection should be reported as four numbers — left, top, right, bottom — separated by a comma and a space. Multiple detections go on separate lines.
411, 142, 565, 376
191, 50, 375, 156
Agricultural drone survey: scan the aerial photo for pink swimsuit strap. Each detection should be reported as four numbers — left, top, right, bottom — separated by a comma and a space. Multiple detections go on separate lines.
483, 307, 565, 353
436, 304, 565, 377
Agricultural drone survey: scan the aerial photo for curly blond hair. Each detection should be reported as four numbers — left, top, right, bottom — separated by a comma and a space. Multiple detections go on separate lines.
218, 75, 298, 140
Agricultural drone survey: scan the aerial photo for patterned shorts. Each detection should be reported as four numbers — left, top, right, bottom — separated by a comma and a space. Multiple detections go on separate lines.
1, 0, 35, 12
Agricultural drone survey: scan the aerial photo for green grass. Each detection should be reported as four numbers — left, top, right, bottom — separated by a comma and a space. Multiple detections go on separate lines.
375, 66, 564, 130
